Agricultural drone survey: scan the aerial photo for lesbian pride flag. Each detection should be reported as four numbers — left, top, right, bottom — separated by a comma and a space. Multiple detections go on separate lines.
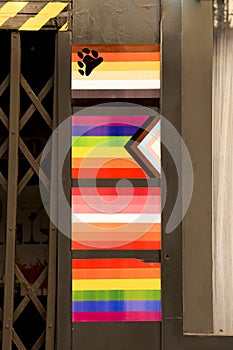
72, 187, 161, 250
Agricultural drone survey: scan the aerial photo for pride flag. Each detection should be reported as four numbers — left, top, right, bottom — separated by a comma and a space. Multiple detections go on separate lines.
72, 258, 161, 322
71, 115, 151, 180
72, 44, 160, 99
72, 187, 161, 250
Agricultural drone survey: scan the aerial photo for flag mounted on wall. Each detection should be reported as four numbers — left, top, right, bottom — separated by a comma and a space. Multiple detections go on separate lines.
71, 113, 161, 251
72, 44, 160, 99
72, 258, 161, 322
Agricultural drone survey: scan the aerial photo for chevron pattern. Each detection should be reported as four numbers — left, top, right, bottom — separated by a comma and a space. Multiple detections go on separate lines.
125, 116, 161, 179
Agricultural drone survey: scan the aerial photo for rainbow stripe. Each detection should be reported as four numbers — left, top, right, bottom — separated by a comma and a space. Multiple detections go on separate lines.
72, 259, 161, 322
72, 115, 151, 180
72, 187, 161, 250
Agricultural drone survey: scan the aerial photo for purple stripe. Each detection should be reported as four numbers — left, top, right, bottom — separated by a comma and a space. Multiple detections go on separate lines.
72, 125, 138, 136
72, 300, 161, 312
72, 311, 162, 322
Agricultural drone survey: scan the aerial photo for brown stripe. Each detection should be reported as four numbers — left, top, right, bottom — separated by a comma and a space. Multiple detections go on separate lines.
73, 44, 160, 53
72, 89, 160, 99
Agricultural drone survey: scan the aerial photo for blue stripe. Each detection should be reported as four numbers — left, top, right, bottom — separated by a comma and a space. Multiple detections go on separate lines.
72, 125, 138, 137
72, 300, 161, 312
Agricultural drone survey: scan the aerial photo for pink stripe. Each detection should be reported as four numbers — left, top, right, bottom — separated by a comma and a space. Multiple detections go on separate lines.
72, 195, 160, 206
72, 204, 161, 214
72, 311, 162, 322
72, 116, 149, 126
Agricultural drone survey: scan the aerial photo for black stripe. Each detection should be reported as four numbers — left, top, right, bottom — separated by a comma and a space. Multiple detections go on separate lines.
72, 250, 161, 262
72, 178, 161, 188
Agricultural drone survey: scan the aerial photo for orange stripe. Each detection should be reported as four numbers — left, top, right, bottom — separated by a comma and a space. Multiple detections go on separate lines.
72, 158, 139, 169
101, 52, 160, 62
72, 222, 161, 231
72, 267, 160, 279
72, 52, 160, 62
72, 230, 160, 242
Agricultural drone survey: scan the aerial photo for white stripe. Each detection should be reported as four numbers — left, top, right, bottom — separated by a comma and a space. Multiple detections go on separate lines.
71, 79, 160, 90
72, 213, 161, 223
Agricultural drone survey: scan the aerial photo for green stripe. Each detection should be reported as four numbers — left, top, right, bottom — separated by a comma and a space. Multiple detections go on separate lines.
72, 290, 161, 302
72, 136, 130, 147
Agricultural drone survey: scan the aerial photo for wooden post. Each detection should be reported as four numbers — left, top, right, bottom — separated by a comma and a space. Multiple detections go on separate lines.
55, 31, 72, 350
45, 36, 58, 350
2, 32, 21, 350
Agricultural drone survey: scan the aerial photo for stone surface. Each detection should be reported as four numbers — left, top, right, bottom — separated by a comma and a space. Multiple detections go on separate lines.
73, 0, 160, 44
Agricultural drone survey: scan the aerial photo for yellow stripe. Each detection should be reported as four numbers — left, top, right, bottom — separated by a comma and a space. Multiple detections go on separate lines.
72, 147, 130, 159
19, 2, 67, 31
72, 68, 160, 81
72, 279, 161, 291
0, 2, 28, 27
95, 61, 160, 72
59, 21, 68, 31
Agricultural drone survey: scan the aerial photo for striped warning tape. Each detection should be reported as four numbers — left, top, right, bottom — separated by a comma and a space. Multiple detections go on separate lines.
0, 1, 70, 31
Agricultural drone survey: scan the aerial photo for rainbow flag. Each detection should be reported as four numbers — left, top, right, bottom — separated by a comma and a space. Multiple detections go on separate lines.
72, 44, 160, 99
72, 187, 161, 250
71, 115, 153, 180
72, 258, 161, 322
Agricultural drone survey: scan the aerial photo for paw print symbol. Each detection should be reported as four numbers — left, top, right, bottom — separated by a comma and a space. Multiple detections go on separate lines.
77, 48, 104, 76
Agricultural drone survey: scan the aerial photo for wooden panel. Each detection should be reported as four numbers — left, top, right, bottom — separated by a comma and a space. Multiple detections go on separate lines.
45, 37, 57, 350
162, 0, 233, 348
72, 323, 160, 350
182, 0, 213, 334
212, 27, 233, 335
2, 32, 21, 350
56, 31, 72, 350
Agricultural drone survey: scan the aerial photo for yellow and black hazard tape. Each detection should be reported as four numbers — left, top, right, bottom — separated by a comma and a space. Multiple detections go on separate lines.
0, 1, 71, 31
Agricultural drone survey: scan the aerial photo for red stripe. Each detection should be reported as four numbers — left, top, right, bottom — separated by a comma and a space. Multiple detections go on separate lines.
72, 188, 160, 196
72, 241, 161, 250
72, 168, 148, 179
72, 259, 160, 269
72, 311, 162, 322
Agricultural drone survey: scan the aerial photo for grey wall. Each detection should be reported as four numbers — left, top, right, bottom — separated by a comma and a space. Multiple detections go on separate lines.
73, 0, 160, 44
